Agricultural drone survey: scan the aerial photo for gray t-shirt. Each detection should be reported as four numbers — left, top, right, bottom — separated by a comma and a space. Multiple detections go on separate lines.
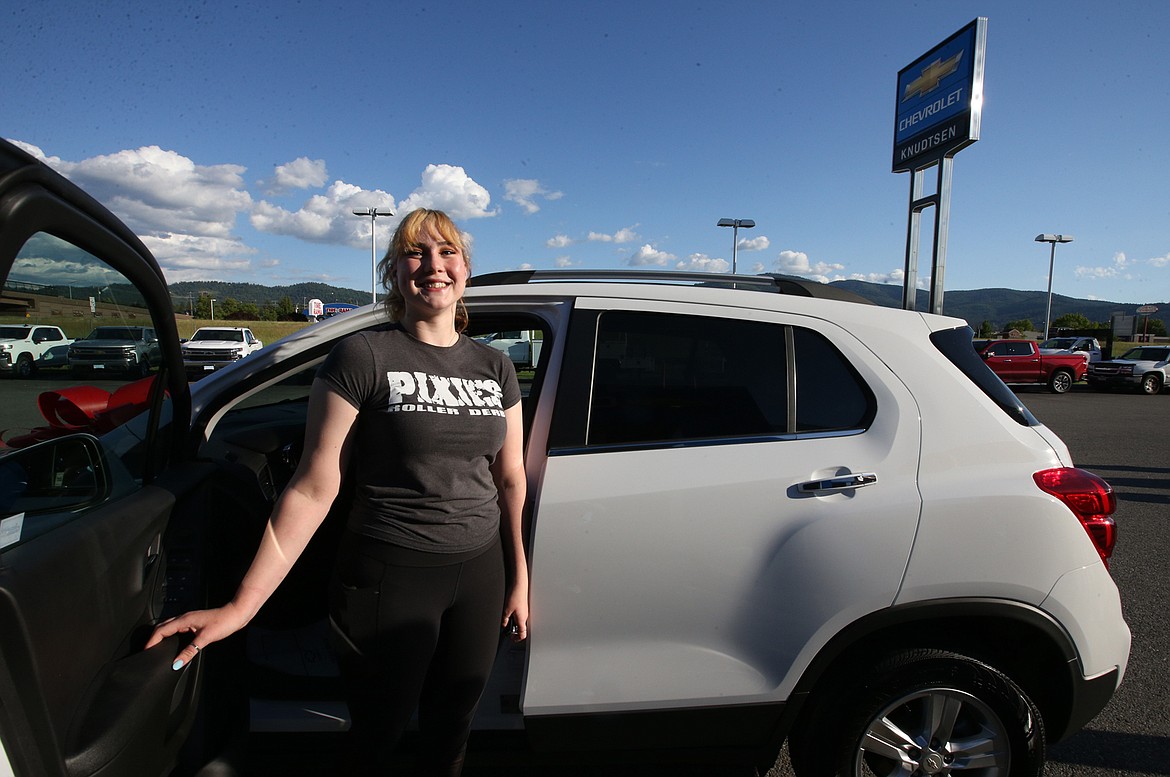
319, 325, 521, 553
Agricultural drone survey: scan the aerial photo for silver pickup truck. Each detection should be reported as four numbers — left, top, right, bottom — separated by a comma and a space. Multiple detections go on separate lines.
1087, 344, 1170, 394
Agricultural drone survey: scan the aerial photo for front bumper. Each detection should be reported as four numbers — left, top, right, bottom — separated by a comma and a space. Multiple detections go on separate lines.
68, 353, 139, 372
1087, 374, 1140, 388
183, 357, 241, 376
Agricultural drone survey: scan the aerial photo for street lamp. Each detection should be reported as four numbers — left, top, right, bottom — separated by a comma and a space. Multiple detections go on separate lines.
717, 218, 755, 274
353, 207, 395, 304
210, 298, 216, 321
1035, 234, 1074, 341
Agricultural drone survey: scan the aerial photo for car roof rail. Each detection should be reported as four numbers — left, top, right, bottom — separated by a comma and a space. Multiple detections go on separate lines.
471, 269, 873, 304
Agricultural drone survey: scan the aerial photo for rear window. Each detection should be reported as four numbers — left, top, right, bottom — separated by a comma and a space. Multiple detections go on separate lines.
933, 327, 1038, 427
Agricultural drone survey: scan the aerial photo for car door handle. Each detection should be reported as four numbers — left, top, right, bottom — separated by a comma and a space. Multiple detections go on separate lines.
798, 473, 878, 493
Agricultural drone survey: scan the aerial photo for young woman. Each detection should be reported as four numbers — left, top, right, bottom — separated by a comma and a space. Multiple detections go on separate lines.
148, 209, 529, 775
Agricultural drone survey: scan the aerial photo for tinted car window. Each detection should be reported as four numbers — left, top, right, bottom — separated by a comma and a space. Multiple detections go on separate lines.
588, 311, 788, 446
793, 327, 874, 432
586, 312, 877, 447
0, 233, 164, 548
933, 327, 1038, 427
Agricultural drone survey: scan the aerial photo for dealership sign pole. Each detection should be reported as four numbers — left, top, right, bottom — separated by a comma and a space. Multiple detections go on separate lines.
893, 18, 987, 314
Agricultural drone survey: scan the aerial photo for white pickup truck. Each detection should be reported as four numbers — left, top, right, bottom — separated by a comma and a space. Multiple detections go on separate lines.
0, 324, 73, 377
474, 329, 543, 368
181, 326, 263, 379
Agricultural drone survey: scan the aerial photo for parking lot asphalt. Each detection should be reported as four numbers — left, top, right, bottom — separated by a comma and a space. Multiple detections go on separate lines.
1016, 386, 1169, 777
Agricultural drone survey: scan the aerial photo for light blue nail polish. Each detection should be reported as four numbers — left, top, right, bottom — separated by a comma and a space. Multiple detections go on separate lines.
172, 659, 184, 671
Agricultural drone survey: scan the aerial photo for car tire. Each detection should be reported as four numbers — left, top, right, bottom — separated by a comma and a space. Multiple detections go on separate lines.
1048, 369, 1073, 394
15, 353, 34, 378
1140, 374, 1162, 395
789, 649, 1045, 777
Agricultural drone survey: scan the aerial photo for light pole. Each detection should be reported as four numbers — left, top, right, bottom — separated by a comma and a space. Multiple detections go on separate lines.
1035, 234, 1074, 341
353, 207, 395, 304
717, 218, 755, 274
210, 298, 216, 321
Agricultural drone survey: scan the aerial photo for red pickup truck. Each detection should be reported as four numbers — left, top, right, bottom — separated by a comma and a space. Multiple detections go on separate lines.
973, 338, 1089, 394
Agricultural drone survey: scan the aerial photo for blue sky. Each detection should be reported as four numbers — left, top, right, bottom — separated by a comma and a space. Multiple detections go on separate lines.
4, 0, 1168, 307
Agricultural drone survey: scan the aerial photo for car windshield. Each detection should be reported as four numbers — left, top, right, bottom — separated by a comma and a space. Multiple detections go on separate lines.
193, 329, 243, 341
1120, 347, 1170, 361
88, 327, 139, 340
0, 326, 32, 339
1040, 338, 1075, 349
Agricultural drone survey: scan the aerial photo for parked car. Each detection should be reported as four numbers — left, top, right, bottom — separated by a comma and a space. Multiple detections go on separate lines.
67, 324, 160, 377
0, 324, 72, 377
1039, 335, 1103, 363
973, 338, 1089, 393
181, 326, 263, 379
0, 138, 1130, 777
1087, 345, 1170, 395
473, 328, 543, 368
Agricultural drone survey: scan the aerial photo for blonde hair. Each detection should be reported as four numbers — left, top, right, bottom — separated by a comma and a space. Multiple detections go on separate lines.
379, 209, 471, 331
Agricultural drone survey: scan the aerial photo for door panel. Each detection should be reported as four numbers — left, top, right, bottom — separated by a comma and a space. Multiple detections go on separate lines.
0, 486, 196, 777
0, 142, 196, 776
523, 304, 922, 719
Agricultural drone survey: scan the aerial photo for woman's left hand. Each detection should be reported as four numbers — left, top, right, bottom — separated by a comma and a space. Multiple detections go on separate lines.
502, 586, 529, 642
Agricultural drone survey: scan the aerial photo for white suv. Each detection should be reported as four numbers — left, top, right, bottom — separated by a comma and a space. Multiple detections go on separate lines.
0, 138, 1130, 777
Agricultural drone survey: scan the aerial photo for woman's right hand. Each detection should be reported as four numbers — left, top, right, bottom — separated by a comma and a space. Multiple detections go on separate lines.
146, 603, 250, 670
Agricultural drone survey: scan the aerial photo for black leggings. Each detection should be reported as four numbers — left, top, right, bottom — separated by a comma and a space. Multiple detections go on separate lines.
329, 531, 505, 775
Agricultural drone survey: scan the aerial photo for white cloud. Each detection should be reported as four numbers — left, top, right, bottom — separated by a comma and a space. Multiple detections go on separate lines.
774, 249, 845, 283
588, 226, 639, 243
251, 180, 396, 248
15, 142, 258, 280
547, 234, 573, 248
1147, 252, 1169, 268
263, 157, 328, 194
738, 235, 771, 252
554, 256, 575, 268
849, 269, 906, 285
1074, 252, 1134, 280
397, 164, 496, 220
627, 244, 675, 267
675, 253, 729, 273
9, 141, 504, 283
54, 145, 252, 238
503, 178, 563, 214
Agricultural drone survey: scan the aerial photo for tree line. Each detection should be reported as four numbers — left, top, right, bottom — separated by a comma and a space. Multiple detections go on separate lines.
189, 293, 306, 321
974, 312, 1167, 338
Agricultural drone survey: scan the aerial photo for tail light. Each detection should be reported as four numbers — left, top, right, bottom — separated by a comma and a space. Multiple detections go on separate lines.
1033, 468, 1117, 567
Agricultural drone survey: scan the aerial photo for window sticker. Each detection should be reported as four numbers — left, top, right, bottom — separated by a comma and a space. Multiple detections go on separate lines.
0, 513, 25, 550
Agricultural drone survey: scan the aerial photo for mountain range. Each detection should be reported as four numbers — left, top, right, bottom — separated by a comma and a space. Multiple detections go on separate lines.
165, 278, 1165, 330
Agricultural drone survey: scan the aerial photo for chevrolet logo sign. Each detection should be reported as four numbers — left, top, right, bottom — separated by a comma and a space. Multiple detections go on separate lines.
903, 52, 963, 101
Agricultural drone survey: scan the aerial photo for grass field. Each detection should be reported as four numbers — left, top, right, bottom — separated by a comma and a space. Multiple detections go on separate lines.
2, 314, 313, 346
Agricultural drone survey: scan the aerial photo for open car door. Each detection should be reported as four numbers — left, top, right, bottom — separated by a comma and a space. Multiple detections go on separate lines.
0, 139, 197, 777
